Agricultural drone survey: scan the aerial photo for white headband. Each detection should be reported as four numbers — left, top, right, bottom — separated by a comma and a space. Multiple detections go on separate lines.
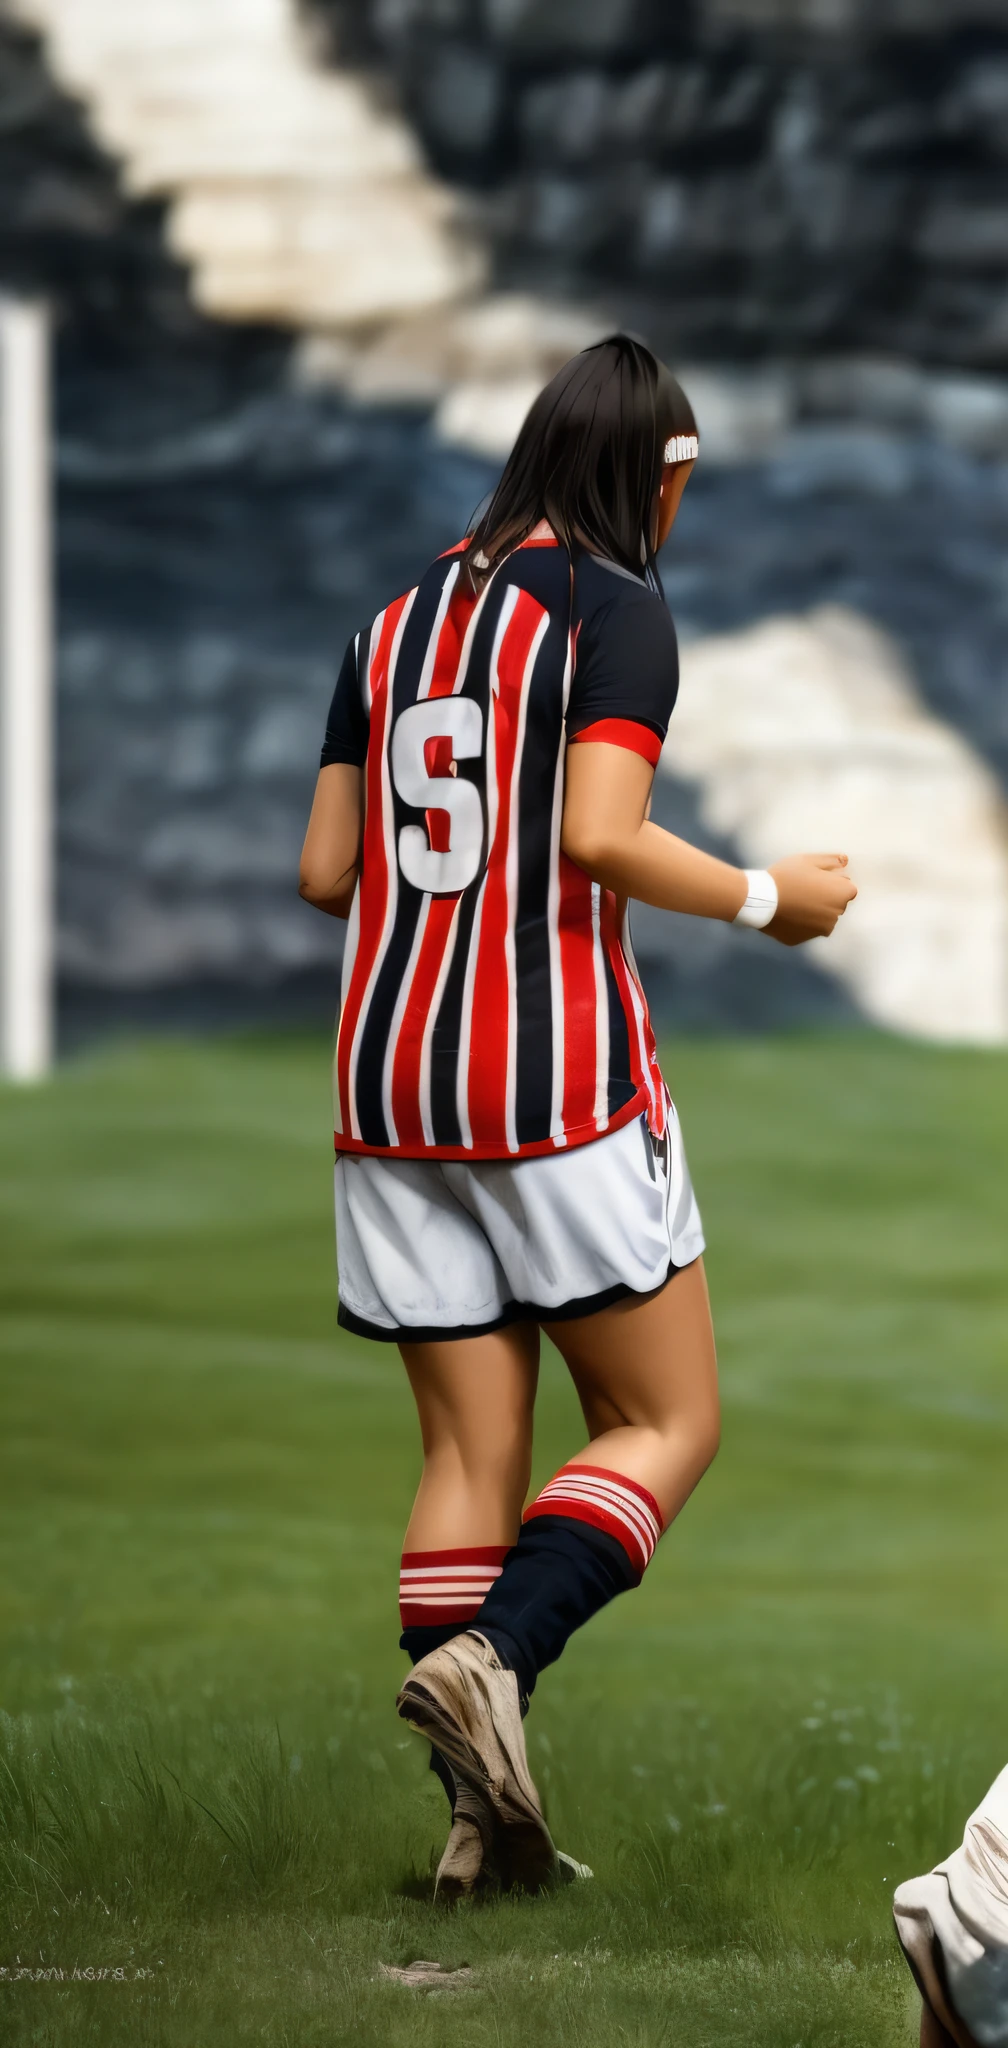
664, 433, 699, 464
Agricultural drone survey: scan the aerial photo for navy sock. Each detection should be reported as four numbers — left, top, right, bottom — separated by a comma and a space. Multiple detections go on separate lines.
400, 1620, 464, 1665
473, 1516, 638, 1700
471, 1465, 664, 1699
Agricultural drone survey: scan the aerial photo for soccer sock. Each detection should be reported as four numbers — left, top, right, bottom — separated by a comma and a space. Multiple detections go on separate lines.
399, 1545, 510, 1812
472, 1463, 664, 1700
399, 1544, 510, 1660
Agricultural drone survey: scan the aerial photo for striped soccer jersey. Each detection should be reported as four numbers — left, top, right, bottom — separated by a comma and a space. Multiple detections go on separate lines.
320, 534, 680, 1161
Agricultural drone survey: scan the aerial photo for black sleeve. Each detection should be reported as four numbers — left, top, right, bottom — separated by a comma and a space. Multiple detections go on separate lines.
566, 588, 679, 743
320, 633, 369, 768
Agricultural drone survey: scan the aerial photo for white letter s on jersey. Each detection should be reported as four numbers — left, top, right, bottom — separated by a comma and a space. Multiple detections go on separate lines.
390, 698, 484, 893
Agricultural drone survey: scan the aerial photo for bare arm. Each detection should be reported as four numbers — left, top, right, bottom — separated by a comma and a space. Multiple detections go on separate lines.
299, 763, 364, 920
561, 744, 857, 943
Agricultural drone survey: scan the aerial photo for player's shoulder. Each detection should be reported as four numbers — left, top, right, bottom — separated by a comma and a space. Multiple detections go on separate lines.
574, 552, 676, 646
351, 552, 448, 659
493, 538, 577, 614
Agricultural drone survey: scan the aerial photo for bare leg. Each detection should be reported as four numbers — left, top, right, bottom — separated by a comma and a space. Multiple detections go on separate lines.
400, 1321, 540, 1549
543, 1257, 720, 1528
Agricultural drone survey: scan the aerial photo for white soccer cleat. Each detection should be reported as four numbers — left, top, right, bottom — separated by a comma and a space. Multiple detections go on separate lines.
398, 1631, 559, 1893
433, 1778, 593, 1900
434, 1780, 495, 1902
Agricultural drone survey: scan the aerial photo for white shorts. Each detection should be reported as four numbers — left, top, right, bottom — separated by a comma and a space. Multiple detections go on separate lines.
334, 1106, 705, 1341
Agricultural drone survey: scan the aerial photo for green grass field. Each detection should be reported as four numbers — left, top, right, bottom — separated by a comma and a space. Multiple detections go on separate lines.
1, 1032, 1006, 2047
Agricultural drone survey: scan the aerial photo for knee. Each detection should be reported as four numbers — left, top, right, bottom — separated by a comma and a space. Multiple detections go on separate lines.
662, 1390, 720, 1484
690, 1377, 721, 1469
693, 1403, 720, 1477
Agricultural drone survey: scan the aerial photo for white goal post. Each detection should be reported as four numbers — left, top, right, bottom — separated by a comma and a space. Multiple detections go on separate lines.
0, 296, 52, 1082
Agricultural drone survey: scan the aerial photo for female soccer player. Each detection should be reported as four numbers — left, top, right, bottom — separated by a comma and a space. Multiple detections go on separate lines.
299, 334, 856, 1899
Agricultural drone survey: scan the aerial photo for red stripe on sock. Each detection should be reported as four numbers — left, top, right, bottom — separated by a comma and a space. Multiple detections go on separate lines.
401, 1546, 512, 1568
399, 1543, 510, 1630
522, 1462, 664, 1579
555, 1464, 664, 1522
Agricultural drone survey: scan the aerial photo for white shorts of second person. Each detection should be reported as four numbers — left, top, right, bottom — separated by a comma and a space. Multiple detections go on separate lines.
334, 1106, 705, 1342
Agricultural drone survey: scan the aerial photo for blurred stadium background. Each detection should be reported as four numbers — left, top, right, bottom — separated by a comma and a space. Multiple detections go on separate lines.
1, 0, 1007, 1048
2, 7, 1008, 2046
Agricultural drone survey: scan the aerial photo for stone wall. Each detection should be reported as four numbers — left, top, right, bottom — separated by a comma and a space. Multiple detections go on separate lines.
313, 0, 1008, 370
707, 2, 1008, 29
0, 15, 196, 338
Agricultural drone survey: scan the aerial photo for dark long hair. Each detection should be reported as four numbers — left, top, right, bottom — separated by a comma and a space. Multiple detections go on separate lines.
461, 334, 697, 591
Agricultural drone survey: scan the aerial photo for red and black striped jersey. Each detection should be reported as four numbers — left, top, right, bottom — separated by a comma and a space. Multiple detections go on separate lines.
320, 534, 679, 1161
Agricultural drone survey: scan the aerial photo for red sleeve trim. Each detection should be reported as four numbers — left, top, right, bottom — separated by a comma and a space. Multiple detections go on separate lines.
569, 718, 663, 766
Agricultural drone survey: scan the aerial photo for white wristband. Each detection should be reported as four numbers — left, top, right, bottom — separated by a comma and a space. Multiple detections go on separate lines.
733, 869, 778, 930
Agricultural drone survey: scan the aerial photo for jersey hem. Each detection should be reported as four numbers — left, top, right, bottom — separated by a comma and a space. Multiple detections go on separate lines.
332, 1083, 654, 1163
336, 1259, 680, 1344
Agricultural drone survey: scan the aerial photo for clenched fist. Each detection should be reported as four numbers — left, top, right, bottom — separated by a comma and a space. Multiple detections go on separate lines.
765, 853, 857, 946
